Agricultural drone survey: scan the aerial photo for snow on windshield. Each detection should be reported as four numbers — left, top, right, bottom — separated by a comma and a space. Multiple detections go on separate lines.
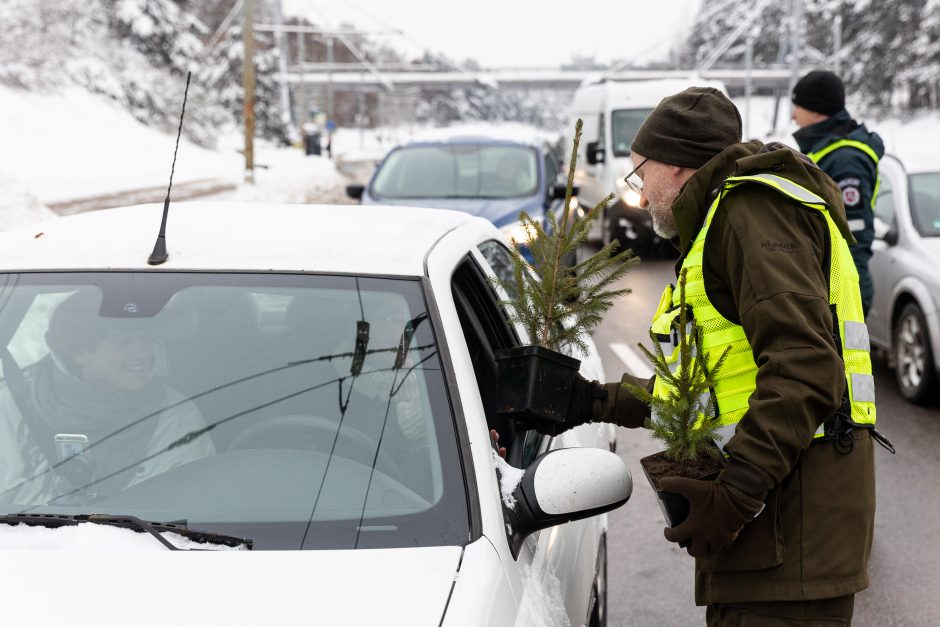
0, 523, 246, 551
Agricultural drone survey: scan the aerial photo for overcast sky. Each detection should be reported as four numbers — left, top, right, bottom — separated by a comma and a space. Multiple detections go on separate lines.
280, 0, 703, 68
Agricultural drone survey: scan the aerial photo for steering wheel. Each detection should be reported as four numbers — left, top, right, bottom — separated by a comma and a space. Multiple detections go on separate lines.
227, 414, 402, 477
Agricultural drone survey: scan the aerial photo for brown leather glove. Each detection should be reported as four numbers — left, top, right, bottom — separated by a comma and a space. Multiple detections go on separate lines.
660, 472, 766, 558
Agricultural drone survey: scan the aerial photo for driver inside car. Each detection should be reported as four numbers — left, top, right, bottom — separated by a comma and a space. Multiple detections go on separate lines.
0, 289, 214, 505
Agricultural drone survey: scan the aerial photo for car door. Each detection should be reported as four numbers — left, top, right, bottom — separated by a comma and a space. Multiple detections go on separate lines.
869, 159, 901, 345
463, 240, 606, 626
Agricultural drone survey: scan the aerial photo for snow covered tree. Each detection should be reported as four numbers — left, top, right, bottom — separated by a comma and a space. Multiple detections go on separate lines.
678, 0, 940, 114
199, 4, 289, 144
109, 0, 205, 74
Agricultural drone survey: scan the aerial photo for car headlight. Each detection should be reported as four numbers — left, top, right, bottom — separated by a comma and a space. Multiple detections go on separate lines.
500, 221, 537, 245
615, 178, 642, 208
567, 197, 584, 219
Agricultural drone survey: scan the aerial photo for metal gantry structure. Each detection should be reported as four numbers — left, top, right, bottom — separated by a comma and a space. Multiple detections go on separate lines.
232, 0, 819, 178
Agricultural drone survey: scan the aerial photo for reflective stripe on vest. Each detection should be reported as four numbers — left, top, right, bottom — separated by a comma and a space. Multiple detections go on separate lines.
649, 173, 876, 450
807, 139, 881, 209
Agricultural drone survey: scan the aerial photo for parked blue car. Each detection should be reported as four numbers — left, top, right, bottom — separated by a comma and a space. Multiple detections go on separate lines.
346, 127, 575, 260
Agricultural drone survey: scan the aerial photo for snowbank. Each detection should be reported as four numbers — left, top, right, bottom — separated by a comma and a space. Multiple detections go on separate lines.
0, 83, 353, 231
0, 176, 57, 230
0, 84, 242, 204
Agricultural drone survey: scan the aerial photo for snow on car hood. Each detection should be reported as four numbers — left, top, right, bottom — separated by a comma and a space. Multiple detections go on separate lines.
368, 195, 543, 227
0, 524, 462, 624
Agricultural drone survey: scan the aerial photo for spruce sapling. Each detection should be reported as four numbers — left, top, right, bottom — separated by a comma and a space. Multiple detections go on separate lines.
490, 119, 638, 353
625, 269, 730, 462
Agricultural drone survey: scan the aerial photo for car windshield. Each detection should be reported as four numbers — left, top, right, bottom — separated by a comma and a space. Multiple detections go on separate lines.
370, 144, 539, 199
0, 272, 468, 550
909, 172, 940, 237
611, 108, 654, 157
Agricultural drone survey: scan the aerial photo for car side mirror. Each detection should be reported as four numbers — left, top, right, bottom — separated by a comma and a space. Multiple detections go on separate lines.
874, 216, 898, 245
505, 448, 632, 557
550, 183, 578, 200
345, 184, 365, 201
585, 141, 605, 165
883, 226, 899, 246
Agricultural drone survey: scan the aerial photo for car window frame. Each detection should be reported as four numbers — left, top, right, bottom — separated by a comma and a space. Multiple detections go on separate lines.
873, 170, 896, 229
468, 243, 552, 469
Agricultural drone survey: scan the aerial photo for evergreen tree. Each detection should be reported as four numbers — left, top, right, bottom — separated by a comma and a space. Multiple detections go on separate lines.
490, 119, 638, 354
624, 269, 729, 462
679, 0, 940, 115
109, 0, 205, 74
200, 7, 289, 144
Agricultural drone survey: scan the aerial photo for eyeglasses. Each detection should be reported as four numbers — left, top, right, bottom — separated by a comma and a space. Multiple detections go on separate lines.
623, 157, 649, 195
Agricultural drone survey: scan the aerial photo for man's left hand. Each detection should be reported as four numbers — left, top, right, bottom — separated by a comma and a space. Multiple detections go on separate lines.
659, 476, 765, 558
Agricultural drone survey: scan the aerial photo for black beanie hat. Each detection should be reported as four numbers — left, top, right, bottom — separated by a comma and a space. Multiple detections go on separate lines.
791, 70, 845, 116
630, 87, 742, 169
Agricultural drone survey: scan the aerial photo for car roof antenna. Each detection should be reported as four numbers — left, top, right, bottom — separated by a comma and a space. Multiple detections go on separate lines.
148, 71, 192, 266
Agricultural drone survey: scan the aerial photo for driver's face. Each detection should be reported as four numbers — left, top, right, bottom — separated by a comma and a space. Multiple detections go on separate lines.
73, 333, 155, 391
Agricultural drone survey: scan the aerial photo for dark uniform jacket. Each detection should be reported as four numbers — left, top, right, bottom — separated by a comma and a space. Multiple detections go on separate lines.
596, 141, 876, 605
794, 110, 885, 315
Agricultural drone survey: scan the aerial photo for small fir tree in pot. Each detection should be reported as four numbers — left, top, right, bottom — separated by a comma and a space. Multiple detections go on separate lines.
625, 268, 731, 527
490, 119, 638, 429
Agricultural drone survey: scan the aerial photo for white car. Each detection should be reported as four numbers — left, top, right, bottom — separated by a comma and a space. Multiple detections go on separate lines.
0, 203, 629, 626
868, 154, 940, 403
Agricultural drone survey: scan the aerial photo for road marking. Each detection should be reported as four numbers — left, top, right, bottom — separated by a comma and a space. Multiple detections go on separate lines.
609, 342, 654, 379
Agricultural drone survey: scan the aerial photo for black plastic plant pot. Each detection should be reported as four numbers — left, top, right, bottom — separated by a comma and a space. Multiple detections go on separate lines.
639, 450, 723, 529
494, 345, 581, 428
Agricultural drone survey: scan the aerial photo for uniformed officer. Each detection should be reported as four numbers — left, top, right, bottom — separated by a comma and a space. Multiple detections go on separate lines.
791, 70, 884, 317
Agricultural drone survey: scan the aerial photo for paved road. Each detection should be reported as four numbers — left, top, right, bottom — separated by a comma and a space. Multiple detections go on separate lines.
593, 254, 940, 626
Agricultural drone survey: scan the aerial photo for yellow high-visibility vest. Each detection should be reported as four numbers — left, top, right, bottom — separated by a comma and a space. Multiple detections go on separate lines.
650, 172, 876, 449
808, 139, 881, 209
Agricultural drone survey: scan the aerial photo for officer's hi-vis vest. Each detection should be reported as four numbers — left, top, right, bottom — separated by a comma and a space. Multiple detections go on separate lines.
808, 139, 882, 210
650, 172, 876, 450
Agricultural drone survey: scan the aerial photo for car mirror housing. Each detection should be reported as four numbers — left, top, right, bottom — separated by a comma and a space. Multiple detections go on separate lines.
345, 184, 365, 201
585, 141, 605, 165
883, 225, 899, 246
506, 448, 631, 556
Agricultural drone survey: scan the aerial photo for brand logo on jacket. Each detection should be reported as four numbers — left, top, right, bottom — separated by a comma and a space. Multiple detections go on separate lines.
760, 240, 799, 253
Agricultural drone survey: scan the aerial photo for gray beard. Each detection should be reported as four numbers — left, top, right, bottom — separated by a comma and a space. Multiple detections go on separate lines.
649, 205, 677, 240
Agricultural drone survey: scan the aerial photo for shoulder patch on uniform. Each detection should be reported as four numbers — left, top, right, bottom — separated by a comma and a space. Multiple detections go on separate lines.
842, 186, 861, 207
838, 177, 862, 189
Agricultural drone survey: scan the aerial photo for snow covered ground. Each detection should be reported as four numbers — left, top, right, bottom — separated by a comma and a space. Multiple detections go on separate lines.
0, 84, 352, 230
1, 86, 938, 233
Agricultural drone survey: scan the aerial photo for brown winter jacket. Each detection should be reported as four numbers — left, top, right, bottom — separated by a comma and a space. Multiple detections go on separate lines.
596, 141, 876, 604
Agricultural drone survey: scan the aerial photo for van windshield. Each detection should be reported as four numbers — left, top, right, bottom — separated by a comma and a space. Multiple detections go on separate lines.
611, 109, 653, 157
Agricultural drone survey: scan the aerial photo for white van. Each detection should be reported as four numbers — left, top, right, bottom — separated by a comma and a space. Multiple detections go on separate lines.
569, 77, 728, 255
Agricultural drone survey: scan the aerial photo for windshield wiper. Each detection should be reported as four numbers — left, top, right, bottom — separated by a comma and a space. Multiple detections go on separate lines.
0, 513, 252, 550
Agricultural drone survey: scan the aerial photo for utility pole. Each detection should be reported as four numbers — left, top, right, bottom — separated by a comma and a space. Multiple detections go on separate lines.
243, 0, 256, 184
787, 0, 804, 98
745, 28, 756, 139
326, 36, 335, 126
298, 30, 307, 129
272, 0, 293, 130
833, 13, 843, 75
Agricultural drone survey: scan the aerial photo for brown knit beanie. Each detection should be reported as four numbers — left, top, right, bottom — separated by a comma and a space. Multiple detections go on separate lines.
630, 87, 742, 169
